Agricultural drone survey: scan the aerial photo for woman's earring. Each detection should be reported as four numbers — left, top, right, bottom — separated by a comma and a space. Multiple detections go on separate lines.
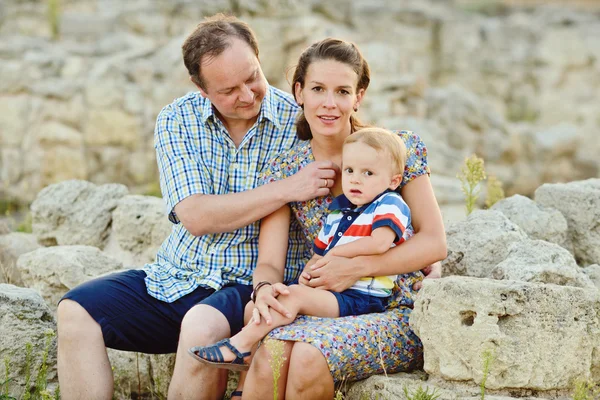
353, 106, 359, 112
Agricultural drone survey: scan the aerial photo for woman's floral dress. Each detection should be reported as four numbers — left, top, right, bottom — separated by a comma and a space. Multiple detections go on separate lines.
258, 131, 431, 383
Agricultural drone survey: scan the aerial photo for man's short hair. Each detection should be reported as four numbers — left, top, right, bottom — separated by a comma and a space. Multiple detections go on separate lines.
182, 14, 259, 91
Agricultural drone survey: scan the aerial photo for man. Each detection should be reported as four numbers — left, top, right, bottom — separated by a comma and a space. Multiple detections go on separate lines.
56, 14, 337, 400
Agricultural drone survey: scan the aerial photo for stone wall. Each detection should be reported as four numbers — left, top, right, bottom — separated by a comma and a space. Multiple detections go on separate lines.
1, 0, 599, 211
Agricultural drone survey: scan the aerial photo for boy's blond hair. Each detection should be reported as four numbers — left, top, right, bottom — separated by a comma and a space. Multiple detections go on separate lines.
344, 127, 407, 175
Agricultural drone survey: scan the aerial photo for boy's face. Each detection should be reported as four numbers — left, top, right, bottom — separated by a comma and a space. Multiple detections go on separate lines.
341, 141, 401, 206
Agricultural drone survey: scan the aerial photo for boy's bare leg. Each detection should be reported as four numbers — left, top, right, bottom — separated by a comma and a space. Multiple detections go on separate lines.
168, 304, 231, 400
213, 285, 339, 363
57, 300, 113, 400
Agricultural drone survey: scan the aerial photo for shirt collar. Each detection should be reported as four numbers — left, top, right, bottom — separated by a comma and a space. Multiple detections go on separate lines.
198, 85, 280, 129
328, 189, 395, 214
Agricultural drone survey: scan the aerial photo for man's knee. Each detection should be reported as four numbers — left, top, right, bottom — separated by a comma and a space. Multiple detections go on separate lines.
179, 304, 230, 346
57, 299, 100, 338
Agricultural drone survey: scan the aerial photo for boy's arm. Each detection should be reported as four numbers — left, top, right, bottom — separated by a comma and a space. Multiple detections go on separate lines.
327, 226, 397, 258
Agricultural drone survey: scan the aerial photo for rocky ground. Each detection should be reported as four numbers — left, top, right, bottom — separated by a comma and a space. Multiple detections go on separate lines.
1, 178, 599, 398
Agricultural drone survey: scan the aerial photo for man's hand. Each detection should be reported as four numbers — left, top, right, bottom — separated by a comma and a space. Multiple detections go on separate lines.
251, 283, 292, 325
413, 261, 442, 290
305, 255, 361, 292
285, 161, 339, 202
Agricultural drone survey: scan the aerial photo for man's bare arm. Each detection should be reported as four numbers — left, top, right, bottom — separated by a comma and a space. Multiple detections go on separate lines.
175, 161, 338, 236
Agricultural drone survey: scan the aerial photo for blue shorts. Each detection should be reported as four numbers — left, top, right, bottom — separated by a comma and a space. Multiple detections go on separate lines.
331, 289, 389, 317
60, 269, 252, 354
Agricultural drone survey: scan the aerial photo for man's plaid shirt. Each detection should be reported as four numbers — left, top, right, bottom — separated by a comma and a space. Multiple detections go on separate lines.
143, 86, 309, 302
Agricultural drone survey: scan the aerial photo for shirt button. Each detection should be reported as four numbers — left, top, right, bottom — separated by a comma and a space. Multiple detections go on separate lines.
347, 216, 352, 220
337, 232, 343, 237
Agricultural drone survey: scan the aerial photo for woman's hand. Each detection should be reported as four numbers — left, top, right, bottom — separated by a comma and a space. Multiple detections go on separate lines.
305, 255, 362, 292
413, 261, 442, 290
251, 283, 292, 325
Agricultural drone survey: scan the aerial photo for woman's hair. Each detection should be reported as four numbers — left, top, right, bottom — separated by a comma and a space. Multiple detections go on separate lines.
344, 128, 407, 175
182, 14, 259, 91
292, 38, 371, 140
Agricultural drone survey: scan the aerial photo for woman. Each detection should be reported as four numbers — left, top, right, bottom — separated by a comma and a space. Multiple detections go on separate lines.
237, 38, 446, 399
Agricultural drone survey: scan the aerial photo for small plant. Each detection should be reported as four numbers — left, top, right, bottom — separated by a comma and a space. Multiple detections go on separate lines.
402, 385, 440, 400
457, 154, 486, 215
47, 0, 61, 40
264, 338, 286, 400
572, 379, 599, 400
16, 213, 33, 234
480, 349, 495, 400
23, 343, 33, 400
34, 330, 56, 396
485, 175, 505, 209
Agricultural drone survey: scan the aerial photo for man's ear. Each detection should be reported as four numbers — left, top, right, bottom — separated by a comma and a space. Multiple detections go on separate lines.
294, 82, 304, 105
389, 174, 402, 190
191, 76, 208, 97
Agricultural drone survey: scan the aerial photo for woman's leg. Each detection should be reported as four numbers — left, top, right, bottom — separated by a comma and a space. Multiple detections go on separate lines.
285, 342, 334, 400
242, 340, 294, 399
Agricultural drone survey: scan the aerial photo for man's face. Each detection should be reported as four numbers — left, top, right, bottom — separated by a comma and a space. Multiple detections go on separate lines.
197, 38, 267, 126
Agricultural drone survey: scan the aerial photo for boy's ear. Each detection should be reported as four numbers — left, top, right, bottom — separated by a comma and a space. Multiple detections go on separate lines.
389, 174, 402, 190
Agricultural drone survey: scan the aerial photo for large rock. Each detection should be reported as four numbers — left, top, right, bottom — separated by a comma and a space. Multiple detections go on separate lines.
535, 179, 600, 266
30, 180, 128, 248
0, 232, 40, 285
346, 371, 553, 400
491, 194, 571, 252
105, 195, 171, 266
16, 245, 123, 309
0, 284, 57, 395
410, 276, 600, 390
443, 210, 527, 278
492, 240, 594, 289
583, 264, 600, 291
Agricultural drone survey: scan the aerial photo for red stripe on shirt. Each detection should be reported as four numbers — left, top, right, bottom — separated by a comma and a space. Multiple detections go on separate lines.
344, 224, 373, 237
314, 237, 328, 250
373, 213, 406, 233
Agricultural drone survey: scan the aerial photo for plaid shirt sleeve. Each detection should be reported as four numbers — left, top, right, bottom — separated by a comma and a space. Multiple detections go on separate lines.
154, 105, 213, 223
371, 193, 411, 245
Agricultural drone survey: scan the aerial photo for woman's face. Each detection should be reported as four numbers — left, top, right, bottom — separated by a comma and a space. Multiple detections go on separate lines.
295, 59, 364, 140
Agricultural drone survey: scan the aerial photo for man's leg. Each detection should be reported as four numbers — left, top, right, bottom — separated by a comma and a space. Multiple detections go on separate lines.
168, 305, 230, 400
169, 284, 253, 400
57, 300, 112, 400
57, 269, 215, 400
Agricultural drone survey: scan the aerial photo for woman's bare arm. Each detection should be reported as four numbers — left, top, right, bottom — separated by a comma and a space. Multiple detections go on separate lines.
251, 205, 295, 323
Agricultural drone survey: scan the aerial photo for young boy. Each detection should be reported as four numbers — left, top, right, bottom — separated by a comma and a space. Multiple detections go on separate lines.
189, 127, 417, 371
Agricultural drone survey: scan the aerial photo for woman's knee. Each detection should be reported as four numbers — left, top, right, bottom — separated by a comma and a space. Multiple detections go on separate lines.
288, 343, 330, 382
251, 340, 292, 379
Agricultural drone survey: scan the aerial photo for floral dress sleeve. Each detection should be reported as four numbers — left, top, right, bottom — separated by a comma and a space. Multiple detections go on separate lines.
266, 131, 429, 383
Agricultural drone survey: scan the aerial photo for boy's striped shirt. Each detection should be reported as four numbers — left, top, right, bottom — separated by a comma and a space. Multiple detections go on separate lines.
314, 190, 411, 297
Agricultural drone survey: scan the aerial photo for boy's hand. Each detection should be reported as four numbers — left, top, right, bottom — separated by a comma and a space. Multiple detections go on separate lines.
251, 282, 292, 325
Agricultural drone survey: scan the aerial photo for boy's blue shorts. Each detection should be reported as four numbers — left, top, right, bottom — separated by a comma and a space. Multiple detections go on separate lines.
60, 269, 252, 354
331, 289, 389, 317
